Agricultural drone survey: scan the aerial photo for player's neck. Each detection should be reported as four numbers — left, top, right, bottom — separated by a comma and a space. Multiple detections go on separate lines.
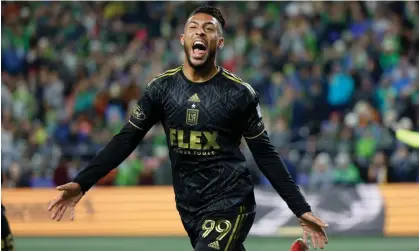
182, 63, 219, 83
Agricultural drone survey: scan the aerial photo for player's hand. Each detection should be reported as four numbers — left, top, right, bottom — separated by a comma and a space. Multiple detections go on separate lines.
47, 182, 83, 221
299, 212, 329, 249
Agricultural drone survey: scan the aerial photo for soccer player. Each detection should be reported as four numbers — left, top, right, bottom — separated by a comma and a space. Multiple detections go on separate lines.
2, 174, 15, 251
1, 204, 14, 251
48, 6, 328, 251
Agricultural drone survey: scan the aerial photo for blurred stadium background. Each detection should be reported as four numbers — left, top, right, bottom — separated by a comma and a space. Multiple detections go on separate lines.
1, 1, 419, 251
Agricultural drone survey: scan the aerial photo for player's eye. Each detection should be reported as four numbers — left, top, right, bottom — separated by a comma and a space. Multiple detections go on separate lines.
206, 26, 215, 31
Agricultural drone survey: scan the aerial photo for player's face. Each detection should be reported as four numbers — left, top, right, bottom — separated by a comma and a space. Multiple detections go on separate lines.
181, 13, 224, 69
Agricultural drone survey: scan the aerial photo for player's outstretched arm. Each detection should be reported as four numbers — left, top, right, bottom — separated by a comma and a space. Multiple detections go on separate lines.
245, 131, 328, 249
73, 122, 147, 193
242, 93, 328, 249
47, 123, 149, 221
74, 83, 162, 194
241, 93, 310, 216
245, 130, 310, 216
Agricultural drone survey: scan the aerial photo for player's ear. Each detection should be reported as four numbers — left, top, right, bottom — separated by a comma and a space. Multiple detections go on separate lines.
218, 37, 224, 50
180, 34, 185, 47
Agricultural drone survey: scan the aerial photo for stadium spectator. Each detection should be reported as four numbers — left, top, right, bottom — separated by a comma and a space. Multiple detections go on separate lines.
390, 145, 419, 182
367, 151, 396, 183
309, 153, 334, 191
333, 152, 361, 186
114, 152, 144, 186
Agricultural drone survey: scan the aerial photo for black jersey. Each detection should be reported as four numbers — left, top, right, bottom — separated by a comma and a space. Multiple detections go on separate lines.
128, 66, 264, 216
74, 65, 311, 219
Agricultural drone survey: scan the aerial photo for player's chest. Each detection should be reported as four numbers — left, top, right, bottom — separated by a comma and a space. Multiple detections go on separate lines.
162, 85, 242, 128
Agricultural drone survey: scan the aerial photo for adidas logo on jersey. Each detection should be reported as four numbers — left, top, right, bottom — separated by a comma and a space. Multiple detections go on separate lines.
188, 93, 201, 103
208, 240, 220, 250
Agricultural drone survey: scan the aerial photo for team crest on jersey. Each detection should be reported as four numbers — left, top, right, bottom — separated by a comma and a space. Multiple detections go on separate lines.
132, 105, 146, 120
186, 109, 199, 125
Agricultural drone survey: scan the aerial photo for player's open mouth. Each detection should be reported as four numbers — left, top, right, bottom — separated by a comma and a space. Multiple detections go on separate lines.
192, 40, 207, 58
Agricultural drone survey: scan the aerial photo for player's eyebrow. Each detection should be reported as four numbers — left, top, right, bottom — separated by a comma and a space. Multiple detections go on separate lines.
188, 20, 199, 26
204, 22, 216, 28
188, 19, 218, 28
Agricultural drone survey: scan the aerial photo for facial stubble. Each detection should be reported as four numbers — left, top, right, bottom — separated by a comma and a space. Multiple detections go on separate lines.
184, 43, 217, 70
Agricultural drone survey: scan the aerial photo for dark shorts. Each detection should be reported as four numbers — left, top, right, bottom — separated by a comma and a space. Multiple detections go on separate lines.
1, 205, 14, 251
181, 206, 255, 251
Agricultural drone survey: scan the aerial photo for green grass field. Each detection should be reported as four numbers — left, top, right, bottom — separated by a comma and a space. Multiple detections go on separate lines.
14, 236, 419, 251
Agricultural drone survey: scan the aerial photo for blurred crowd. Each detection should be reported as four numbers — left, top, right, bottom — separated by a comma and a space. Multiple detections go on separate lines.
2, 1, 419, 190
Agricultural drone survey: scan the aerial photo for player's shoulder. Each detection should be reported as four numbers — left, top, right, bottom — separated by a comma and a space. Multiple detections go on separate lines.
220, 68, 257, 98
146, 65, 183, 88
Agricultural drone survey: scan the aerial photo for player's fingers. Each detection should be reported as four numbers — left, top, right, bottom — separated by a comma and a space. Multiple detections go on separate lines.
303, 230, 308, 247
47, 196, 62, 211
56, 205, 67, 221
314, 225, 328, 244
316, 233, 325, 249
311, 216, 328, 229
51, 204, 64, 220
321, 229, 329, 244
310, 232, 317, 250
57, 183, 72, 191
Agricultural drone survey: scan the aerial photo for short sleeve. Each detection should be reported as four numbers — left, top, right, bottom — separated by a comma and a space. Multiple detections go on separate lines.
128, 83, 161, 131
243, 94, 265, 139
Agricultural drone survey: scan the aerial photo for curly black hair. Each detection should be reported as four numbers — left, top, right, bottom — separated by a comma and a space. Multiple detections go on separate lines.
189, 5, 225, 28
